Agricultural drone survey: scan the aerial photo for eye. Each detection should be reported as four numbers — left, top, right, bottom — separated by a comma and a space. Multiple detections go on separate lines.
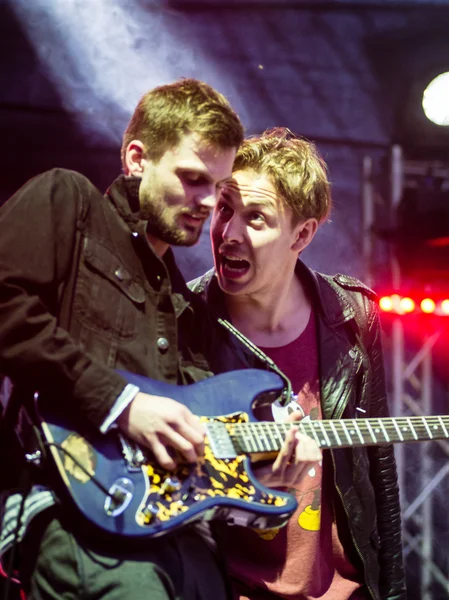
216, 201, 233, 219
181, 171, 207, 186
248, 211, 265, 223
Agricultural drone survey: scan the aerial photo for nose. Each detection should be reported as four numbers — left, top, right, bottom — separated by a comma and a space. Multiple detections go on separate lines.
222, 215, 244, 244
196, 185, 218, 211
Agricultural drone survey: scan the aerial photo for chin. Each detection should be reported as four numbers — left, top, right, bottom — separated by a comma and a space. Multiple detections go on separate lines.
184, 227, 203, 245
185, 234, 202, 246
171, 229, 202, 247
216, 275, 249, 296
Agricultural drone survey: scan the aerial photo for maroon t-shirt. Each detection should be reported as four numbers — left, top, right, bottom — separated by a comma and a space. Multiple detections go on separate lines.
222, 313, 366, 600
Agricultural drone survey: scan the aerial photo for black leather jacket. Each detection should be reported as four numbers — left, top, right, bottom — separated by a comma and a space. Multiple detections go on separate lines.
189, 262, 406, 600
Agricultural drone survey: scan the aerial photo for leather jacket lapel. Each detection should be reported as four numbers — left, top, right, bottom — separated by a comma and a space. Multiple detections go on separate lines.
317, 316, 364, 420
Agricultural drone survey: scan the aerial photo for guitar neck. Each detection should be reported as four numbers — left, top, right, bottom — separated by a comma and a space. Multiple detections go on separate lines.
230, 415, 449, 455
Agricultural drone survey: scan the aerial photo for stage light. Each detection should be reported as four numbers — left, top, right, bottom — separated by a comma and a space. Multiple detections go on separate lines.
421, 298, 436, 313
400, 297, 415, 313
379, 296, 394, 312
378, 293, 449, 316
422, 72, 449, 127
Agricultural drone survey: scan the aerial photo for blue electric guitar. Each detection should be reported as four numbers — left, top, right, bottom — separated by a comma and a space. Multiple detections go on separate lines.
35, 369, 449, 540
35, 369, 292, 539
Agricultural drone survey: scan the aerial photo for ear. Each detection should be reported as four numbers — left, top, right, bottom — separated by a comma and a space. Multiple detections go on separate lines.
125, 140, 146, 177
291, 218, 319, 253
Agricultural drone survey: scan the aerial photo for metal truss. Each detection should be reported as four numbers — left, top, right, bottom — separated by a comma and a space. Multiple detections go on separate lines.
390, 320, 449, 599
362, 147, 449, 599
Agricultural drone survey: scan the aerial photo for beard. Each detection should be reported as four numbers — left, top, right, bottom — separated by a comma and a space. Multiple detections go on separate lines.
139, 195, 202, 247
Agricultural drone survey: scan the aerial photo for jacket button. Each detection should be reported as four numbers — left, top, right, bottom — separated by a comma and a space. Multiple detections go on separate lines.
157, 337, 169, 352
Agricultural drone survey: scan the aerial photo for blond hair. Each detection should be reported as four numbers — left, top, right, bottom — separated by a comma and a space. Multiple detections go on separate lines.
233, 127, 331, 223
121, 78, 244, 170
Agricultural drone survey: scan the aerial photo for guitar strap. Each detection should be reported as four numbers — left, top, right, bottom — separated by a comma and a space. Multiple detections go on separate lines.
216, 317, 293, 406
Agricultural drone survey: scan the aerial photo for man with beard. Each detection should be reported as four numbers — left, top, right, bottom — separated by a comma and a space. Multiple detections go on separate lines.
0, 78, 243, 600
189, 128, 406, 600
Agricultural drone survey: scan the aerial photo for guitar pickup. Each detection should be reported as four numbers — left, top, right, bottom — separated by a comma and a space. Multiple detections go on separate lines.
205, 422, 238, 459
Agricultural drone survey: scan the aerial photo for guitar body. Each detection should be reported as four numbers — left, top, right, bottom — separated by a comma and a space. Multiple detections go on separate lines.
38, 369, 297, 539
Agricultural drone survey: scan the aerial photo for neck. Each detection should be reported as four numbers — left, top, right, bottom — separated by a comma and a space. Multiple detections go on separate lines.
146, 233, 169, 258
224, 271, 311, 347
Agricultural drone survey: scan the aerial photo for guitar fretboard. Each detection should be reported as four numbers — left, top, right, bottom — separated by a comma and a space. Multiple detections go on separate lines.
228, 415, 449, 454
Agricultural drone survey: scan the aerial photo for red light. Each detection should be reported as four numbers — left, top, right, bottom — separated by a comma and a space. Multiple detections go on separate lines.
400, 297, 415, 313
441, 299, 449, 315
421, 298, 436, 313
379, 296, 393, 311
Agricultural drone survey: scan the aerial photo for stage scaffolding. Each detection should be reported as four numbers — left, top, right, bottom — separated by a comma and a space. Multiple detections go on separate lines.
362, 148, 449, 599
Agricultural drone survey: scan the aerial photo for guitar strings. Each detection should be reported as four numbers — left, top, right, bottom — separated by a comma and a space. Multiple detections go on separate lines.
228, 418, 449, 432
226, 419, 449, 448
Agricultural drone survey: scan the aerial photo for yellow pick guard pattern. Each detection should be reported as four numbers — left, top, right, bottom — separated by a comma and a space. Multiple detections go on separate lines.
137, 413, 288, 528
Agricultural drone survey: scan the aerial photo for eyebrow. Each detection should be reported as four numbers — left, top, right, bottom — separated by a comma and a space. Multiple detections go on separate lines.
178, 168, 233, 187
178, 167, 213, 182
221, 186, 277, 209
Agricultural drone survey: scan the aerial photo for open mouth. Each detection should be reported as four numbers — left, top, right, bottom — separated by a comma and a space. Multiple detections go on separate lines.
220, 254, 250, 279
182, 213, 205, 227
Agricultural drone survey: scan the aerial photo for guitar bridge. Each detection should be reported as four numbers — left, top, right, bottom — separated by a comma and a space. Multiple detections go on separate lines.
118, 433, 148, 471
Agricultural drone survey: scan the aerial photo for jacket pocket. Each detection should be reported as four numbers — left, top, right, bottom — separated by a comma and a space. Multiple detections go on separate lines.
73, 236, 145, 340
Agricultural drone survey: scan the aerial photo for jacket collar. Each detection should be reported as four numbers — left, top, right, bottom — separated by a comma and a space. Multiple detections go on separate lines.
106, 174, 193, 317
106, 174, 144, 234
295, 260, 356, 328
189, 261, 364, 420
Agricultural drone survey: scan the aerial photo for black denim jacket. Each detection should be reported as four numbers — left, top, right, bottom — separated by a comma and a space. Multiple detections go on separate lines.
0, 169, 215, 430
189, 265, 406, 600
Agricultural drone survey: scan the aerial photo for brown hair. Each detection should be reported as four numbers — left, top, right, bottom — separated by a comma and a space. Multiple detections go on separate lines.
233, 127, 331, 224
121, 78, 244, 170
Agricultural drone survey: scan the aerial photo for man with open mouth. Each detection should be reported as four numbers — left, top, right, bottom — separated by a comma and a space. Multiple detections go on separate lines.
190, 128, 405, 600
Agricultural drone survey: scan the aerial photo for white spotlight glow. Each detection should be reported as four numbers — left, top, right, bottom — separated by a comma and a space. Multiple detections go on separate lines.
10, 0, 244, 145
422, 72, 449, 127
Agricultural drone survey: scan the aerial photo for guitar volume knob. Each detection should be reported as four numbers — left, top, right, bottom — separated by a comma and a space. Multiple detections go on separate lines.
141, 503, 159, 523
160, 476, 181, 494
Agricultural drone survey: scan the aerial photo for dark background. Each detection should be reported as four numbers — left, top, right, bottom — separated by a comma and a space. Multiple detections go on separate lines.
3, 0, 448, 281
1, 0, 449, 597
